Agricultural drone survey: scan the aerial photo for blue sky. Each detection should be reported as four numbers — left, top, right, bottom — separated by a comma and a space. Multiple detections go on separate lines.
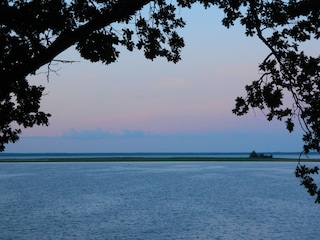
5, 4, 313, 153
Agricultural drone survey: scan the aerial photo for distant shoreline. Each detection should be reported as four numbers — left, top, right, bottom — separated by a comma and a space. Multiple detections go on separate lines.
1, 157, 319, 163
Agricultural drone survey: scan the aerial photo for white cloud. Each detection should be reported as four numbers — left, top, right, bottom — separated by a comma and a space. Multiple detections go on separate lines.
4, 128, 303, 153
61, 128, 154, 140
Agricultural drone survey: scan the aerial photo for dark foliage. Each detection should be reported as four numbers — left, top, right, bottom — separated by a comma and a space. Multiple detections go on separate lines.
224, 0, 320, 202
0, 0, 189, 151
295, 164, 320, 203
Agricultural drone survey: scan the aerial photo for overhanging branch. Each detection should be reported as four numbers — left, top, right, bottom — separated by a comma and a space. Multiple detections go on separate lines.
19, 0, 152, 78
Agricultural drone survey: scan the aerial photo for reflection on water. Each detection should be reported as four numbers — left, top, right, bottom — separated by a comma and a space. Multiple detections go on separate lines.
0, 162, 319, 239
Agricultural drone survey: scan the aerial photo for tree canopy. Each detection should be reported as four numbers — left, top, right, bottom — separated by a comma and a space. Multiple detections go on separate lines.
1, 0, 319, 201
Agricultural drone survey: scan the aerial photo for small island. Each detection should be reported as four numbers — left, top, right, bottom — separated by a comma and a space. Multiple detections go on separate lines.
249, 151, 273, 159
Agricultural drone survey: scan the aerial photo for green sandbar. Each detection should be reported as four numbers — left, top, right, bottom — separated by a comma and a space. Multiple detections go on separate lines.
1, 157, 318, 163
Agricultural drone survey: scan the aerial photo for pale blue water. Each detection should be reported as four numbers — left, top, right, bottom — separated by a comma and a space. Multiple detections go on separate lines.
0, 162, 319, 239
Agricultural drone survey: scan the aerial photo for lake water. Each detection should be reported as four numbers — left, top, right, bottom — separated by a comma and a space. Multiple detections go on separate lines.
0, 162, 319, 239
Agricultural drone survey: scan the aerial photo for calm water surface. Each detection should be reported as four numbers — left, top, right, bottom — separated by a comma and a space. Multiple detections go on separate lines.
0, 162, 319, 239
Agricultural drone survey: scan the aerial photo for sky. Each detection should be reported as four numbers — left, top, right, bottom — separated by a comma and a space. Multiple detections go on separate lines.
5, 4, 314, 153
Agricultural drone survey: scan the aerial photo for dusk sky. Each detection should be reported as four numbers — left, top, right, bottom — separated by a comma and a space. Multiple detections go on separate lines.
5, 4, 314, 153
